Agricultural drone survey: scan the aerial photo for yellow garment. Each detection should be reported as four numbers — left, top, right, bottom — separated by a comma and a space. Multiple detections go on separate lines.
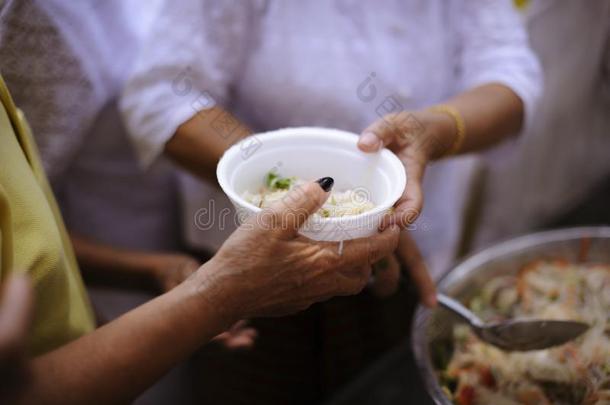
0, 75, 95, 356
514, 0, 530, 9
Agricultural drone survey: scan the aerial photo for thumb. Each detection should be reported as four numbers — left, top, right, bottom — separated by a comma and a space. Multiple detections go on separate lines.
358, 114, 403, 152
259, 177, 334, 237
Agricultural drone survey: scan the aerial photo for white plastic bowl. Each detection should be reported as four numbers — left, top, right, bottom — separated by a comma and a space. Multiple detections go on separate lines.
216, 127, 406, 241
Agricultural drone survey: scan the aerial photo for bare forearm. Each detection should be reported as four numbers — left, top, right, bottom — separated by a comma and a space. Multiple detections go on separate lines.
424, 83, 524, 159
21, 262, 232, 405
71, 234, 158, 290
164, 106, 252, 182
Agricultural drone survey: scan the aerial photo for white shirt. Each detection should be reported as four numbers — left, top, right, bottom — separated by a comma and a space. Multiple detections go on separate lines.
121, 0, 542, 275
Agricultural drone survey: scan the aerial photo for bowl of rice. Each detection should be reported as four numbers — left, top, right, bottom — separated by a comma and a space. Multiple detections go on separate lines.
216, 127, 406, 241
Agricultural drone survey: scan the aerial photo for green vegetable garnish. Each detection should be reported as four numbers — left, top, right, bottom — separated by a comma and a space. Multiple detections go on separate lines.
320, 209, 331, 218
265, 171, 295, 190
265, 171, 279, 187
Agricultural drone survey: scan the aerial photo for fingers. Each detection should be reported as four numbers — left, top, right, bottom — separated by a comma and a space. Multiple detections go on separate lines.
332, 265, 373, 297
380, 152, 426, 229
358, 112, 416, 152
259, 178, 333, 237
358, 131, 383, 152
0, 274, 33, 360
358, 118, 392, 152
360, 116, 428, 231
211, 320, 258, 350
341, 224, 401, 268
370, 255, 401, 298
395, 232, 437, 307
222, 331, 257, 350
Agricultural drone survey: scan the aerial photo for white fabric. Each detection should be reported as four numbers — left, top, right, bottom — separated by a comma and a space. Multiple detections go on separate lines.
11, 0, 180, 252
473, 0, 610, 248
121, 0, 541, 276
0, 2, 192, 404
1, 0, 175, 251
1, 0, 165, 183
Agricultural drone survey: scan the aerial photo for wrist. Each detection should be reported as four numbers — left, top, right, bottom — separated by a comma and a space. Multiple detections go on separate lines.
183, 258, 241, 329
415, 109, 457, 160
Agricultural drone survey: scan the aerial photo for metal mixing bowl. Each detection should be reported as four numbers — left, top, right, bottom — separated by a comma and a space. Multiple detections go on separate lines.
411, 227, 610, 405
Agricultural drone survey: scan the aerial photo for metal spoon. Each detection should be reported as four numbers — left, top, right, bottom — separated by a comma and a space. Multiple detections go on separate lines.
437, 293, 590, 351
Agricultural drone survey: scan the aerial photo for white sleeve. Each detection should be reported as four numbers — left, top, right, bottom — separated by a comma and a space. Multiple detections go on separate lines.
120, 0, 251, 168
455, 0, 543, 131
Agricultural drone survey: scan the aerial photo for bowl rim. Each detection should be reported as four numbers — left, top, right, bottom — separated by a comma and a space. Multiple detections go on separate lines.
411, 226, 610, 405
216, 126, 407, 224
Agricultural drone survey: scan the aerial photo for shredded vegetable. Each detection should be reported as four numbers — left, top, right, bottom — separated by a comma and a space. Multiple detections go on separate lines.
444, 261, 610, 405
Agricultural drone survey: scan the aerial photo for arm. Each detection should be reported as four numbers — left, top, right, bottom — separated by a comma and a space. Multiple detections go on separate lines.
358, 1, 541, 305
422, 83, 524, 156
360, 88, 531, 231
71, 234, 256, 348
18, 180, 400, 405
359, 84, 521, 307
164, 106, 251, 182
23, 269, 226, 405
357, 86, 531, 308
71, 233, 200, 293
120, 1, 252, 179
359, 0, 541, 228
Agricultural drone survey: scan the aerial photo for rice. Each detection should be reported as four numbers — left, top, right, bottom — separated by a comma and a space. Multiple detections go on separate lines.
242, 171, 375, 218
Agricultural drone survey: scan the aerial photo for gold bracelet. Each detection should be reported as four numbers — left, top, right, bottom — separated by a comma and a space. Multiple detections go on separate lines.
428, 104, 466, 158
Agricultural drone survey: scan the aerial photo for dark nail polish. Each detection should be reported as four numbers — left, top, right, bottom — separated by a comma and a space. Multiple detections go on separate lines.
316, 177, 334, 192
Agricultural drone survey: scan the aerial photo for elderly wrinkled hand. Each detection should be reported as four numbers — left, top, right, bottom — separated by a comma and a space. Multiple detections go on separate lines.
194, 178, 401, 321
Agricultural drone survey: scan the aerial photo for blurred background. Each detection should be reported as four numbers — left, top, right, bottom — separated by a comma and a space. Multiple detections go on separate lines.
1, 0, 608, 404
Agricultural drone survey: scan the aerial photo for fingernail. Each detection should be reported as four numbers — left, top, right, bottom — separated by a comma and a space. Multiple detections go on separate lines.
359, 131, 381, 150
316, 177, 334, 192
426, 295, 438, 308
